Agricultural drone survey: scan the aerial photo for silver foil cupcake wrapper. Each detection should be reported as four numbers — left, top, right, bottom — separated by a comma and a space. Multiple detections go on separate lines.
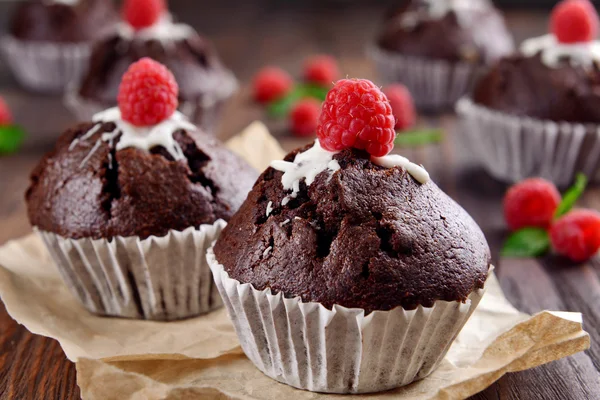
37, 220, 226, 321
0, 35, 91, 93
368, 45, 479, 111
64, 70, 238, 134
456, 97, 600, 187
208, 247, 487, 394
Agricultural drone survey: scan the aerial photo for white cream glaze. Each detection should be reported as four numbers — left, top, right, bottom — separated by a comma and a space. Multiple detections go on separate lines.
72, 107, 196, 164
117, 14, 194, 45
520, 34, 600, 69
400, 0, 491, 30
266, 201, 273, 217
371, 154, 430, 184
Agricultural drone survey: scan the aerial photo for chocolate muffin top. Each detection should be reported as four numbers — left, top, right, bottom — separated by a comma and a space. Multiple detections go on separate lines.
473, 35, 600, 122
10, 0, 117, 43
26, 115, 258, 240
214, 143, 491, 313
377, 0, 513, 64
78, 18, 235, 106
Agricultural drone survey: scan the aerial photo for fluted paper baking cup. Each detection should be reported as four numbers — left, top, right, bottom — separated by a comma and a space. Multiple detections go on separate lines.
64, 70, 238, 134
208, 247, 487, 394
0, 35, 91, 93
37, 220, 226, 321
368, 45, 479, 111
456, 97, 600, 187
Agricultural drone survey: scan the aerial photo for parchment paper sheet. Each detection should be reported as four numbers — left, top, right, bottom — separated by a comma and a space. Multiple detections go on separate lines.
0, 121, 590, 399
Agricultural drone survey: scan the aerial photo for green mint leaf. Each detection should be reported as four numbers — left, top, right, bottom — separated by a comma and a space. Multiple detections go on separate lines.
554, 173, 588, 218
501, 227, 550, 258
394, 129, 443, 147
267, 84, 327, 118
0, 125, 25, 154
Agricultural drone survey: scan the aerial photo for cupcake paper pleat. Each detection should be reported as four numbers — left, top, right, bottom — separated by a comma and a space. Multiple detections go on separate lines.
208, 247, 486, 394
37, 220, 226, 321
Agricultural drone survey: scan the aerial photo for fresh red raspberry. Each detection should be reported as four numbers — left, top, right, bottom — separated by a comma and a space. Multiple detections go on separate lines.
252, 67, 293, 104
550, 209, 600, 262
117, 58, 179, 127
551, 0, 599, 44
290, 98, 321, 137
122, 0, 166, 30
503, 178, 561, 231
303, 55, 340, 87
0, 97, 12, 126
317, 78, 396, 157
383, 84, 416, 131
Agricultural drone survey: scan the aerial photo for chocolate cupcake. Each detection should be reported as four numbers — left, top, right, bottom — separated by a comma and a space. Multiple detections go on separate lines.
208, 79, 491, 393
1, 0, 117, 92
27, 59, 257, 320
457, 0, 600, 186
66, 0, 237, 134
369, 0, 514, 110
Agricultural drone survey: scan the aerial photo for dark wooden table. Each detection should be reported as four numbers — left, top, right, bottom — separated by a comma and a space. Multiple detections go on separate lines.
1, 2, 599, 399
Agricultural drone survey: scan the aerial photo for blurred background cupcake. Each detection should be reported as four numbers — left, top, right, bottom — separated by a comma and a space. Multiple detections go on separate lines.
370, 0, 514, 111
28, 59, 257, 320
457, 0, 600, 187
1, 0, 117, 93
66, 0, 238, 134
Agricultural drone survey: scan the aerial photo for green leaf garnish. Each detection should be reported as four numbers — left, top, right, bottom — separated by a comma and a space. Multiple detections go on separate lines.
501, 227, 550, 258
394, 129, 443, 147
0, 125, 25, 154
267, 84, 328, 118
554, 173, 588, 218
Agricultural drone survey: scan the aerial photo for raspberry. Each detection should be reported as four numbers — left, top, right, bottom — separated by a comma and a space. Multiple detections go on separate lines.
122, 0, 166, 30
317, 78, 396, 157
383, 84, 416, 131
551, 0, 599, 43
303, 55, 340, 87
503, 178, 561, 231
117, 58, 179, 127
0, 97, 12, 126
290, 98, 321, 137
550, 209, 600, 262
252, 67, 293, 103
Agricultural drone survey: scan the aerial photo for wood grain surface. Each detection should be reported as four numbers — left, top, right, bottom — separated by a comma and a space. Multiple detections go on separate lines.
0, 1, 599, 399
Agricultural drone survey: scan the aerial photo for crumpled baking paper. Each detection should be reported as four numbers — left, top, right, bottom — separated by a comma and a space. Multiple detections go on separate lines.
0, 121, 590, 399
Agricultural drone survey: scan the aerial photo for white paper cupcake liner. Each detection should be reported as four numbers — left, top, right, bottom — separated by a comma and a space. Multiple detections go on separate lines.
368, 45, 480, 111
456, 97, 600, 187
37, 220, 226, 321
0, 35, 92, 93
208, 247, 487, 394
64, 70, 238, 134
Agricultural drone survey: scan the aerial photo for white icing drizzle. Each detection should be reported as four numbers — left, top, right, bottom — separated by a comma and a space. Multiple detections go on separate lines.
399, 0, 490, 30
266, 201, 273, 217
262, 246, 272, 258
117, 14, 194, 46
520, 34, 600, 69
280, 219, 290, 227
371, 155, 430, 184
270, 140, 341, 206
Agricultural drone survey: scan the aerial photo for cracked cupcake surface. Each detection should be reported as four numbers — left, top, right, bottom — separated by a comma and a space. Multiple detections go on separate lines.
26, 122, 257, 240
214, 144, 491, 313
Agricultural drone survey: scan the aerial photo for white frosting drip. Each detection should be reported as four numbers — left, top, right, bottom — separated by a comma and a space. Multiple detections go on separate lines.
266, 201, 273, 217
270, 140, 341, 205
371, 155, 430, 184
280, 219, 290, 227
118, 15, 194, 45
399, 0, 490, 30
520, 34, 600, 69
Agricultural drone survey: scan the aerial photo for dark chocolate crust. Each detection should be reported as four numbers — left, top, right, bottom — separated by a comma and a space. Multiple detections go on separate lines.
214, 145, 491, 313
473, 54, 600, 123
377, 0, 513, 64
9, 0, 117, 43
78, 30, 231, 106
26, 123, 258, 239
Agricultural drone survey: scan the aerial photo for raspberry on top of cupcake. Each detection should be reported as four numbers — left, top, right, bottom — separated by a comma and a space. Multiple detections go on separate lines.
74, 0, 236, 130
27, 58, 257, 240
378, 0, 514, 64
473, 0, 600, 122
214, 78, 491, 312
